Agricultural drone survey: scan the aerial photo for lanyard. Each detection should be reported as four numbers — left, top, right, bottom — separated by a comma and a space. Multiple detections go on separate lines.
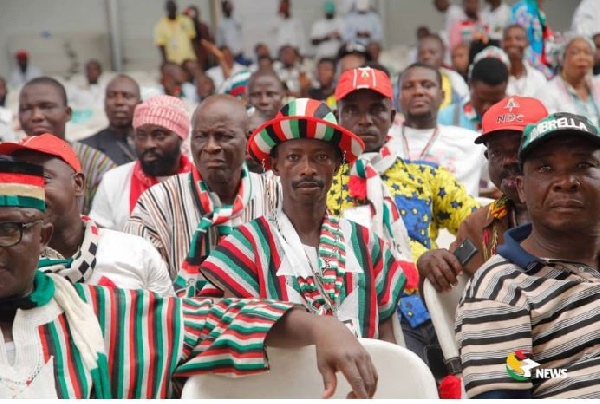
401, 125, 440, 160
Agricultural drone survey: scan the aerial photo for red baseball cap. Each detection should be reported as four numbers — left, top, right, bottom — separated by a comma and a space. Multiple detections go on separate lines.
477, 96, 548, 143
0, 134, 83, 173
335, 67, 393, 101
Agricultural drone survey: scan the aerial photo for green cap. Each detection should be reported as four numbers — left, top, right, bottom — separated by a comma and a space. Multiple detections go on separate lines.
519, 112, 600, 163
323, 0, 335, 13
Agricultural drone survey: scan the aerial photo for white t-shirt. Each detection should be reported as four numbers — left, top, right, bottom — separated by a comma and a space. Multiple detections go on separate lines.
389, 124, 486, 197
89, 228, 174, 296
5, 341, 15, 366
90, 162, 170, 231
507, 63, 548, 98
342, 11, 383, 46
311, 18, 345, 59
206, 63, 245, 90
275, 17, 307, 54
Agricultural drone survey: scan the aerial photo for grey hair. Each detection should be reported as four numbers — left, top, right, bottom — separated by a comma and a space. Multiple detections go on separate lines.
558, 32, 595, 64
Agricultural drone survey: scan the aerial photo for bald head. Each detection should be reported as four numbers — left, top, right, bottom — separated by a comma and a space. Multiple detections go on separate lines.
191, 94, 249, 194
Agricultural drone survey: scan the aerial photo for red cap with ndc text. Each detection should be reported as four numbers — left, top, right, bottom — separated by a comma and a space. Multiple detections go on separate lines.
0, 134, 82, 173
477, 96, 548, 143
335, 67, 393, 101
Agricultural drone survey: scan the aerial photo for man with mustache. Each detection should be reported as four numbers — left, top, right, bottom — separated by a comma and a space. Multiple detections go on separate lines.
90, 96, 192, 231
192, 98, 412, 342
327, 66, 477, 371
0, 157, 378, 399
394, 63, 485, 197
418, 96, 547, 292
124, 94, 281, 280
457, 112, 600, 398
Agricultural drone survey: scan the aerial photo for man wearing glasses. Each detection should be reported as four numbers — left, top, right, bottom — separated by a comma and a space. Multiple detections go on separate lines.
0, 135, 173, 296
89, 95, 192, 231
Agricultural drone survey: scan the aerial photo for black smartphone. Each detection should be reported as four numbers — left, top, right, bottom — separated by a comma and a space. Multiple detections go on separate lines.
453, 239, 478, 267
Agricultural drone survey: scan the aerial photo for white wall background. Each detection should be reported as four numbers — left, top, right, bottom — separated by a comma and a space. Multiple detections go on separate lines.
0, 0, 582, 82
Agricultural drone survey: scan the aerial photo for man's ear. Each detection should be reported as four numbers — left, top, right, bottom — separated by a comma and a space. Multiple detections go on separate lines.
73, 172, 85, 198
65, 106, 72, 123
390, 108, 397, 124
38, 220, 54, 254
271, 156, 280, 176
484, 149, 489, 160
333, 108, 339, 121
515, 173, 526, 204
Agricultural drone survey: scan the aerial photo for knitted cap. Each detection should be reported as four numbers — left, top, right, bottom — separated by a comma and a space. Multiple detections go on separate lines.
133, 95, 190, 139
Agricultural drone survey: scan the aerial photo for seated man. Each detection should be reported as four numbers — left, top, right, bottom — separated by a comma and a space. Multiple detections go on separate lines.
90, 95, 192, 231
0, 157, 377, 399
457, 112, 600, 399
190, 99, 412, 341
327, 66, 478, 371
124, 95, 280, 278
0, 135, 173, 296
80, 74, 140, 166
418, 96, 547, 292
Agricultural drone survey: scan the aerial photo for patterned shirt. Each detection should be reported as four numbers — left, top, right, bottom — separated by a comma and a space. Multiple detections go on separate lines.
2, 276, 292, 398
124, 171, 281, 278
72, 142, 117, 215
457, 223, 600, 398
327, 160, 478, 261
198, 213, 406, 339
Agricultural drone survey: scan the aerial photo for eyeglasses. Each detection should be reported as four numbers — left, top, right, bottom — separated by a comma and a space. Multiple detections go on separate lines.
0, 220, 43, 247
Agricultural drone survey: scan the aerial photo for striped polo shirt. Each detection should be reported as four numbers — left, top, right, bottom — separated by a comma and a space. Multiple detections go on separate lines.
457, 223, 600, 399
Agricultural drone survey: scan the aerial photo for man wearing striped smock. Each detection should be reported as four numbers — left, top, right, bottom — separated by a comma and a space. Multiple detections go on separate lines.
0, 157, 378, 399
124, 95, 280, 279
188, 98, 412, 341
457, 113, 600, 398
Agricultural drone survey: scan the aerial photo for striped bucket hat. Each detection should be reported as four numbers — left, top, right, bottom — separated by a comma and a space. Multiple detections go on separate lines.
0, 157, 46, 212
248, 98, 365, 169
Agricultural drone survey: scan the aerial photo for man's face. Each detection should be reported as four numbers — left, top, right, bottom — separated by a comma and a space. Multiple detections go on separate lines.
13, 151, 83, 233
400, 67, 443, 122
166, 0, 177, 19
280, 46, 297, 67
484, 131, 522, 201
272, 138, 340, 207
85, 62, 102, 85
182, 59, 200, 83
105, 77, 140, 129
16, 55, 27, 70
19, 83, 72, 139
451, 44, 469, 73
338, 89, 395, 153
134, 124, 182, 176
463, 0, 479, 17
470, 81, 507, 119
418, 38, 444, 69
502, 26, 528, 61
247, 75, 283, 119
517, 137, 600, 233
191, 99, 247, 187
196, 75, 215, 99
161, 66, 185, 97
0, 207, 50, 300
317, 62, 335, 88
434, 0, 449, 12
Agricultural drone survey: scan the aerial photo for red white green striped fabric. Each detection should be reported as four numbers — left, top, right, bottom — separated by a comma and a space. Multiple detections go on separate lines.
248, 98, 365, 169
0, 160, 46, 211
12, 273, 293, 398
197, 213, 407, 338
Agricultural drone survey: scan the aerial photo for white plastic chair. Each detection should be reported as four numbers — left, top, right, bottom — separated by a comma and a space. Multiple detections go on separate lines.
181, 338, 439, 399
423, 273, 469, 375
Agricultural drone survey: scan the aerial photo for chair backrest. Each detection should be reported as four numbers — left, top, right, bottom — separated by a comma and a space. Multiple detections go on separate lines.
423, 273, 469, 374
181, 338, 439, 399
391, 311, 407, 348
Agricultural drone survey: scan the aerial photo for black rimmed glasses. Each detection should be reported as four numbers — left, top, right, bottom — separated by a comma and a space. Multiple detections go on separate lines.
0, 220, 43, 247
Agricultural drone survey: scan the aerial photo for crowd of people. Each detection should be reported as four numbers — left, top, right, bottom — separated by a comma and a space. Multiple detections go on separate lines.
2, 0, 600, 399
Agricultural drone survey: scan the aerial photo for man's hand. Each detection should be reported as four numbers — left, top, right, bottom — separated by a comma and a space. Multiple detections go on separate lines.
312, 316, 378, 399
266, 309, 378, 398
417, 249, 463, 293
